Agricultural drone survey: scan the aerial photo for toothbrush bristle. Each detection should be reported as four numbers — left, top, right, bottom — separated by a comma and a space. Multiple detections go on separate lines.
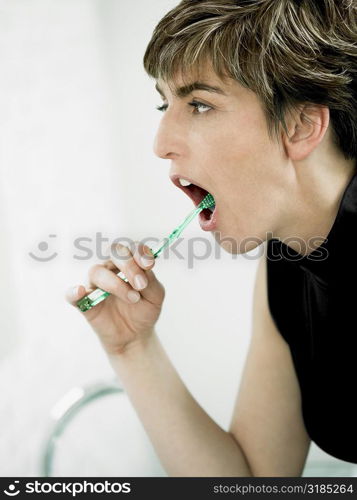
199, 193, 215, 209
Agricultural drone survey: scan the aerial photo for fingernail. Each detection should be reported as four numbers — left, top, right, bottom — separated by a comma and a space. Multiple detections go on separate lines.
116, 245, 131, 257
128, 290, 140, 303
144, 247, 154, 257
71, 285, 80, 299
134, 274, 148, 290
141, 256, 154, 268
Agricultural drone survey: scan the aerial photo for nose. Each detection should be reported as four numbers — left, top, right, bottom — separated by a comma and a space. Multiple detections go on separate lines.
153, 110, 186, 160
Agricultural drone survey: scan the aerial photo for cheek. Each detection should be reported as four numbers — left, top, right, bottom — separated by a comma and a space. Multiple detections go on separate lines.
202, 109, 272, 165
219, 113, 279, 186
191, 111, 280, 207
231, 110, 275, 157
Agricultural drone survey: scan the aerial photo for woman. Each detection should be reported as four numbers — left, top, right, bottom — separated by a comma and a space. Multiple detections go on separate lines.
66, 0, 356, 475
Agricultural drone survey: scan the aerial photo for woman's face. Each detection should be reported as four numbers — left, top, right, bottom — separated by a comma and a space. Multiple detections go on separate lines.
153, 63, 289, 254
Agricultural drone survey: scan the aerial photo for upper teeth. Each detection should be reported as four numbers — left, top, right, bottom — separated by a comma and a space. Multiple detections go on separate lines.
179, 178, 192, 187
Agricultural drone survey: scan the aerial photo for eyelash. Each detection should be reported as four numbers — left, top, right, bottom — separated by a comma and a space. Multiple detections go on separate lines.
155, 100, 212, 114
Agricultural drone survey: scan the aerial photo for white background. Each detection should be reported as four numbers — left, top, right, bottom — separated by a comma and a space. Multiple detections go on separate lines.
0, 0, 355, 477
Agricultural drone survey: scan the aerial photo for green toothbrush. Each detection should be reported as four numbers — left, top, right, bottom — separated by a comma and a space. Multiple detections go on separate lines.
76, 193, 215, 312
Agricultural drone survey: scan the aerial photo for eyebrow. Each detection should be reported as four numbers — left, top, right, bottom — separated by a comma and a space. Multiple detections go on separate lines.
155, 81, 227, 98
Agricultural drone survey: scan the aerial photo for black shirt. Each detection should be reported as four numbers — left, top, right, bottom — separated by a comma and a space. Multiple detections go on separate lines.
266, 170, 357, 463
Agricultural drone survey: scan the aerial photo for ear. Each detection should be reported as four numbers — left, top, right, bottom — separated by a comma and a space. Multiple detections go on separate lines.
282, 104, 330, 161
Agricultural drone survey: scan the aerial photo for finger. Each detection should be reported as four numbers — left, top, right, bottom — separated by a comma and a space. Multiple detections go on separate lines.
108, 243, 150, 293
127, 241, 165, 305
87, 264, 141, 305
133, 242, 155, 270
65, 284, 92, 307
102, 259, 118, 271
103, 241, 165, 306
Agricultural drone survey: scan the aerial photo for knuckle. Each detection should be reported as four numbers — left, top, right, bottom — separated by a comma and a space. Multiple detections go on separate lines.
111, 243, 132, 263
97, 273, 119, 295
110, 280, 124, 297
102, 259, 116, 271
88, 263, 102, 278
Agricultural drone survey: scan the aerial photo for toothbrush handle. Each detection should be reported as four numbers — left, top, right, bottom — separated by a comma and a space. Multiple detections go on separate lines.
77, 262, 150, 311
77, 255, 154, 312
76, 204, 203, 312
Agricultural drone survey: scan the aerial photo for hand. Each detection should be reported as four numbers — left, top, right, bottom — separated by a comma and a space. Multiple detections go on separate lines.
65, 241, 165, 355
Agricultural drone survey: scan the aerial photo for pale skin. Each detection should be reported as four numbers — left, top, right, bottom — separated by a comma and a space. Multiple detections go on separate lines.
65, 62, 356, 476
154, 63, 356, 255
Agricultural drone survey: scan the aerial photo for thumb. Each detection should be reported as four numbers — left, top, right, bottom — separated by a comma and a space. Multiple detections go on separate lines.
65, 285, 89, 307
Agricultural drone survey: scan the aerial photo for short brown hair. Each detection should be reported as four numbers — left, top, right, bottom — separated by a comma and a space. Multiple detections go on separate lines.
143, 0, 357, 160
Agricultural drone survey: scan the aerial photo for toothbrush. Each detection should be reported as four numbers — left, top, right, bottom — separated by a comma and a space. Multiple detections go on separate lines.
76, 193, 215, 312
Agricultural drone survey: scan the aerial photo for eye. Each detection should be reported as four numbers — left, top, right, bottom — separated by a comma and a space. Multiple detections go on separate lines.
188, 101, 212, 114
156, 104, 168, 112
155, 100, 212, 114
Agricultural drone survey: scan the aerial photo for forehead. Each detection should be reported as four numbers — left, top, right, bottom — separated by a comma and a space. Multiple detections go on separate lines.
156, 62, 233, 97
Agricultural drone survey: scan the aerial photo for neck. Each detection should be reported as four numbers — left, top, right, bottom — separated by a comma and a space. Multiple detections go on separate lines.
275, 153, 356, 256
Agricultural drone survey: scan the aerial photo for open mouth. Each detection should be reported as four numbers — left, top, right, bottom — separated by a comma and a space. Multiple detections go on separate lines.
170, 175, 218, 230
185, 184, 215, 220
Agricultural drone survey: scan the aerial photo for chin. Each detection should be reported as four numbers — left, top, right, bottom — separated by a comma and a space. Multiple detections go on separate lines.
213, 230, 240, 254
213, 230, 263, 255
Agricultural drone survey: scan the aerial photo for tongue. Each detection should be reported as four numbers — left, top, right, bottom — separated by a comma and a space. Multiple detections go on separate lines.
190, 184, 209, 205
201, 208, 213, 220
